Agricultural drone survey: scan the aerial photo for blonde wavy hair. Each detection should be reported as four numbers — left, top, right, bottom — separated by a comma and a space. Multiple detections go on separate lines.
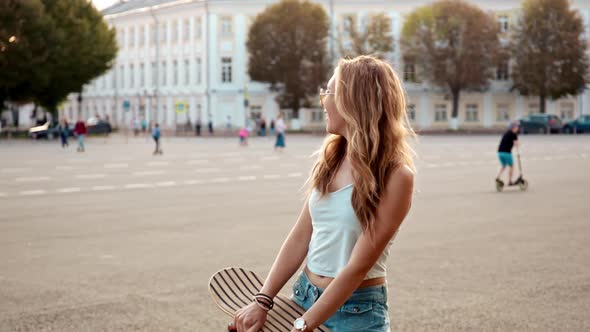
308, 55, 416, 233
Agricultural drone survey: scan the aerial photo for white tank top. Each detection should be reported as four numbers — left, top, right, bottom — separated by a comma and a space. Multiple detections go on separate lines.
307, 184, 393, 279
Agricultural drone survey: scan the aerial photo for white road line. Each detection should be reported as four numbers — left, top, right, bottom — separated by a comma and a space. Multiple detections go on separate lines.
184, 180, 204, 185
75, 174, 106, 179
2, 167, 32, 173
279, 163, 295, 168
55, 166, 74, 171
155, 181, 176, 187
263, 175, 281, 180
15, 176, 51, 182
210, 177, 230, 183
224, 158, 245, 163
187, 160, 209, 165
124, 183, 153, 189
544, 156, 553, 161
238, 176, 256, 181
220, 152, 240, 157
56, 187, 81, 193
424, 164, 439, 168
458, 161, 469, 166
147, 161, 169, 167
194, 168, 220, 173
240, 165, 261, 170
133, 170, 165, 176
19, 190, 46, 196
581, 153, 588, 159
91, 185, 115, 191
0, 192, 7, 197
104, 163, 128, 169
262, 156, 280, 161
288, 172, 303, 178
442, 162, 455, 167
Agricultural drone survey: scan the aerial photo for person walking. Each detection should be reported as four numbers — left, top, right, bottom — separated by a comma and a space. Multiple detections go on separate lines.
74, 118, 87, 152
152, 123, 162, 155
196, 116, 202, 136
208, 114, 214, 135
496, 121, 520, 185
59, 119, 69, 148
233, 55, 415, 332
274, 113, 286, 152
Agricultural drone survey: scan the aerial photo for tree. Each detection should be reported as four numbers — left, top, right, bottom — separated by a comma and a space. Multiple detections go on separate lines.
511, 0, 589, 114
338, 13, 394, 59
0, 0, 53, 107
0, 0, 117, 117
36, 0, 117, 115
247, 0, 329, 119
401, 0, 502, 129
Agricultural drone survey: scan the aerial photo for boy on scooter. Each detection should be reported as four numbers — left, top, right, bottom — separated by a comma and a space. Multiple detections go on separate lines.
496, 121, 520, 186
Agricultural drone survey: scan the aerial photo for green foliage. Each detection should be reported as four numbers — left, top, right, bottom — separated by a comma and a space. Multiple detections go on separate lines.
247, 0, 329, 118
511, 0, 589, 113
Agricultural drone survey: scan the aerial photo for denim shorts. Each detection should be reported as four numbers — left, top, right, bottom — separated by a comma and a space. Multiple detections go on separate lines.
498, 152, 514, 167
291, 271, 391, 332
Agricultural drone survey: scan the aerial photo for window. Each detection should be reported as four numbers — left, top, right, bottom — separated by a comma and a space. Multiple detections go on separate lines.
435, 104, 447, 122
173, 60, 178, 86
195, 17, 202, 39
528, 103, 539, 115
407, 104, 416, 122
404, 63, 416, 82
195, 57, 202, 84
150, 24, 156, 44
140, 63, 145, 88
160, 22, 167, 43
151, 61, 157, 87
496, 61, 509, 80
560, 102, 574, 120
184, 59, 190, 85
129, 64, 134, 88
465, 104, 479, 122
129, 27, 135, 47
221, 57, 232, 83
184, 19, 190, 41
498, 15, 509, 33
496, 104, 510, 122
119, 65, 124, 88
161, 61, 167, 86
171, 20, 178, 43
221, 16, 232, 37
120, 29, 126, 48
139, 25, 145, 46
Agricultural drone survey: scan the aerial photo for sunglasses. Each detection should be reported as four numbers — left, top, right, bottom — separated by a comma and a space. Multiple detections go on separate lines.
319, 88, 335, 108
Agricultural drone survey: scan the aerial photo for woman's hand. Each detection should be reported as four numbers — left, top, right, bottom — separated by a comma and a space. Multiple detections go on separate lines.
234, 302, 267, 332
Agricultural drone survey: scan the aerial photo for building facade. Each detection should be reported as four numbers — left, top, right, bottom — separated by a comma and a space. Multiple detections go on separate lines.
58, 0, 590, 132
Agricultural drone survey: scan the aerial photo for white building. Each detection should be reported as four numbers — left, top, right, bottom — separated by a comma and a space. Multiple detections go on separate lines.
58, 0, 590, 132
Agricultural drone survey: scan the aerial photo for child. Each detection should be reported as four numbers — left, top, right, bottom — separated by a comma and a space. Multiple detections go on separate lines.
152, 123, 162, 155
496, 121, 520, 185
239, 127, 249, 147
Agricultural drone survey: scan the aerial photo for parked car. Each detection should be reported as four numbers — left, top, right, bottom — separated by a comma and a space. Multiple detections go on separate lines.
29, 122, 74, 139
518, 114, 562, 134
562, 115, 590, 134
86, 117, 112, 135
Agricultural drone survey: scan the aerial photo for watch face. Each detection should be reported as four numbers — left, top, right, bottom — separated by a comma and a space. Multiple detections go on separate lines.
294, 318, 306, 329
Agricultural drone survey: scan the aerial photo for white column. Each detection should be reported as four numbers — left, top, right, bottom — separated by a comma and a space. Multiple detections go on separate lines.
235, 14, 247, 89
483, 92, 493, 128
419, 89, 432, 129
515, 95, 524, 119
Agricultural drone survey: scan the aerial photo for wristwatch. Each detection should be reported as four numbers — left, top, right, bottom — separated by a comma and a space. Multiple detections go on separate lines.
293, 317, 307, 331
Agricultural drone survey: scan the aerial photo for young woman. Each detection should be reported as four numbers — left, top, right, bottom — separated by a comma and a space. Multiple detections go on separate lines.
234, 55, 415, 332
274, 113, 287, 151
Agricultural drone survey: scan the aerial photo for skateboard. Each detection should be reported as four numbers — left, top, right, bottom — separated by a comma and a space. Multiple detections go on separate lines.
208, 267, 330, 332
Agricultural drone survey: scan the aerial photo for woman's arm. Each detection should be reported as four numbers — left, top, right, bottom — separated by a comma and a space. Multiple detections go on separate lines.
298, 166, 414, 331
234, 200, 313, 332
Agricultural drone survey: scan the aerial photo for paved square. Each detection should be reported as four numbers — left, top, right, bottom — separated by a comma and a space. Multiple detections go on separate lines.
1, 134, 589, 331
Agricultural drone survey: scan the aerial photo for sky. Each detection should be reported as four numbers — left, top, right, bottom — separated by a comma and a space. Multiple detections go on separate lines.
92, 0, 119, 10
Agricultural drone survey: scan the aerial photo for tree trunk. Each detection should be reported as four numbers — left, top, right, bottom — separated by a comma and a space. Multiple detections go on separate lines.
539, 94, 546, 114
450, 90, 460, 130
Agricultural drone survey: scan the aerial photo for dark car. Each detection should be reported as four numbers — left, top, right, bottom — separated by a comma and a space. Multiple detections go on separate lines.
518, 114, 562, 134
85, 117, 112, 135
562, 115, 590, 134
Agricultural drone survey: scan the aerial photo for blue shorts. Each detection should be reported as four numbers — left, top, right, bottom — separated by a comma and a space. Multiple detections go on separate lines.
498, 152, 513, 167
291, 271, 390, 332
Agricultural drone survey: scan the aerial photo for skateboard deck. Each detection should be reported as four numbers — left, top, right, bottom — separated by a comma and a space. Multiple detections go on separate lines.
209, 267, 330, 332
